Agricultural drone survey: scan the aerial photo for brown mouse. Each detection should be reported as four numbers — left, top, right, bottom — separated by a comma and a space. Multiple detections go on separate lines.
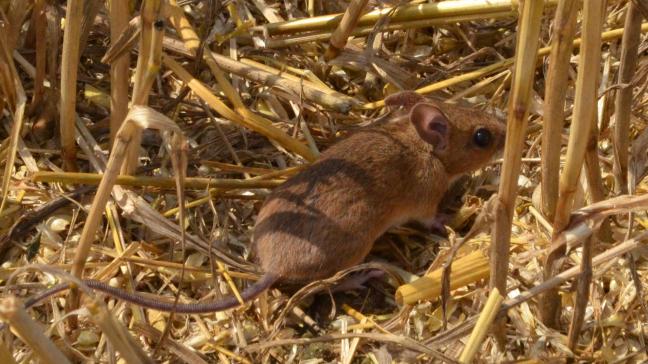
24, 91, 505, 313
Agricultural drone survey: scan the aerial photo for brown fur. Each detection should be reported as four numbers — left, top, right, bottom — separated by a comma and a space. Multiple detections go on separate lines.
253, 91, 506, 284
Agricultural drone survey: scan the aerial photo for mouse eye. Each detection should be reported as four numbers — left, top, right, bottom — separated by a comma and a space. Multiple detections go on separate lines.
473, 128, 492, 148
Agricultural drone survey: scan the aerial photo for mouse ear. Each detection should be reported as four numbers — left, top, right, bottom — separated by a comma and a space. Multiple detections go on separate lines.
410, 103, 449, 151
385, 91, 426, 111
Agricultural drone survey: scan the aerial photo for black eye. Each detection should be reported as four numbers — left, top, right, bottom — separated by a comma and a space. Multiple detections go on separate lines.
473, 128, 492, 148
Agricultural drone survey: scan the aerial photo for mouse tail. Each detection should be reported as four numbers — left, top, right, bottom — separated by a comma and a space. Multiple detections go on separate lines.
164, 272, 277, 313
95, 273, 278, 314
214, 273, 278, 310
25, 274, 278, 314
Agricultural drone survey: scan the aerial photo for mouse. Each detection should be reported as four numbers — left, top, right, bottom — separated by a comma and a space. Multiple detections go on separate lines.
24, 91, 506, 314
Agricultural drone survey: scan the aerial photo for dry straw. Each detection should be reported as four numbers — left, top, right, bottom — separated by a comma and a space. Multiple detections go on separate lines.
540, 0, 579, 221
164, 1, 317, 161
87, 298, 155, 364
541, 0, 607, 329
0, 22, 26, 215
257, 0, 558, 35
395, 250, 490, 306
489, 0, 545, 344
108, 0, 130, 146
324, 0, 369, 60
264, 11, 515, 48
67, 106, 187, 314
0, 297, 71, 364
59, 0, 84, 170
612, 1, 644, 194
32, 171, 284, 190
163, 56, 316, 161
122, 0, 164, 175
458, 288, 504, 363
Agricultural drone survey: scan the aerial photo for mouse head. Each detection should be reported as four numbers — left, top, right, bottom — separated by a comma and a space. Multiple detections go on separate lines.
385, 91, 506, 176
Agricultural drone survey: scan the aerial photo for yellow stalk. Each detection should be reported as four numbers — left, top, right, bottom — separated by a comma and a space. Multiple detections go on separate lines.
540, 0, 579, 221
489, 0, 545, 345
108, 0, 131, 147
458, 288, 504, 363
123, 0, 162, 175
266, 11, 514, 48
259, 0, 557, 35
612, 1, 643, 194
324, 0, 369, 60
541, 0, 607, 329
395, 250, 489, 305
59, 0, 85, 171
